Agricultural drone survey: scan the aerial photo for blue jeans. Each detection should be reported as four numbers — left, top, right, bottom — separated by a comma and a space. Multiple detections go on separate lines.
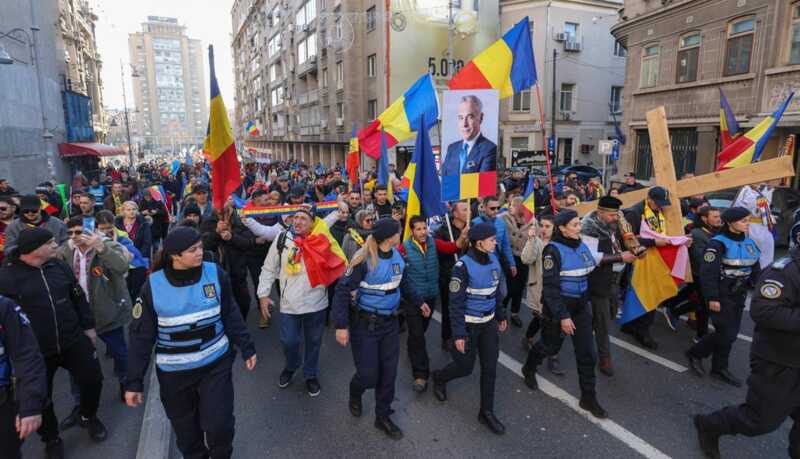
70, 327, 129, 403
279, 309, 326, 379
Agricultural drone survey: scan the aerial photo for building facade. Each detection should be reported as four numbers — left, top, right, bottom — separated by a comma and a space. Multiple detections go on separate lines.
612, 0, 800, 180
500, 0, 626, 171
128, 16, 208, 155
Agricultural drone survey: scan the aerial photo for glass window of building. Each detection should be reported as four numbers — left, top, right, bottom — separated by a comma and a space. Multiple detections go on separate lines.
724, 18, 755, 76
676, 32, 700, 83
640, 44, 659, 88
559, 83, 575, 112
367, 54, 376, 77
791, 3, 800, 64
367, 6, 376, 32
512, 90, 531, 112
610, 86, 623, 113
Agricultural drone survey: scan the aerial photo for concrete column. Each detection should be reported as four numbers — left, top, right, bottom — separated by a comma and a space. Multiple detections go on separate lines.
694, 126, 717, 175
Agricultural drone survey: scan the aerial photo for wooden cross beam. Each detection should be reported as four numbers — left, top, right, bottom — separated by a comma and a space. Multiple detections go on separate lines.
574, 106, 796, 236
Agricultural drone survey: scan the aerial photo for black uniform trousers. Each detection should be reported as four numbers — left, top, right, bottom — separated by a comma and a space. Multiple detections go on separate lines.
504, 256, 529, 314
0, 386, 21, 458
703, 355, 800, 458
436, 320, 499, 413
158, 352, 236, 459
688, 282, 746, 371
406, 296, 437, 380
349, 315, 400, 417
525, 298, 597, 396
40, 336, 103, 442
438, 279, 453, 342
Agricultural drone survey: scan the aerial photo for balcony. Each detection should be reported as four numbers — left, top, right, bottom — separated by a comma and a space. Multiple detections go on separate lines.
300, 126, 321, 136
297, 55, 318, 78
271, 126, 286, 137
298, 89, 320, 106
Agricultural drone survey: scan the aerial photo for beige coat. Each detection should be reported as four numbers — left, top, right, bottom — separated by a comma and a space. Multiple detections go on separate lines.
502, 212, 534, 258
520, 231, 545, 314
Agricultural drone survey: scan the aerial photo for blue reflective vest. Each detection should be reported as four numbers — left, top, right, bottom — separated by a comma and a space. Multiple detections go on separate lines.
550, 241, 596, 298
88, 186, 105, 206
0, 334, 9, 388
357, 249, 404, 315
461, 253, 502, 318
149, 262, 229, 372
713, 234, 760, 279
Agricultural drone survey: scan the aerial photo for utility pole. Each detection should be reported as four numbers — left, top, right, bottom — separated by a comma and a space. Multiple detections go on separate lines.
120, 60, 133, 169
550, 48, 558, 166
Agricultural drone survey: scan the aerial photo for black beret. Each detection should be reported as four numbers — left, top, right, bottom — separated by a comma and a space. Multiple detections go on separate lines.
372, 218, 399, 243
164, 227, 202, 256
553, 209, 579, 227
598, 196, 622, 211
468, 222, 496, 241
17, 228, 54, 255
721, 206, 750, 224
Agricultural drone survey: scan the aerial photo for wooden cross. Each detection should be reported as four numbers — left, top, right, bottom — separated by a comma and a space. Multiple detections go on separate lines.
574, 106, 796, 236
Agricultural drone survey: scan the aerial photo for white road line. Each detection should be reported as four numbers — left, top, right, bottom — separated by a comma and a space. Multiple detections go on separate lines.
677, 314, 754, 343
432, 311, 672, 459
609, 336, 688, 373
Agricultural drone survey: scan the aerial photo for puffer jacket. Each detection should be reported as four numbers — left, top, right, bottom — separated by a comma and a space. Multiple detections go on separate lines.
401, 236, 440, 299
503, 212, 534, 257
520, 230, 545, 314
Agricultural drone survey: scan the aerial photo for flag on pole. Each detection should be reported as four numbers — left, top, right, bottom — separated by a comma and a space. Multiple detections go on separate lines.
377, 130, 394, 202
716, 92, 795, 170
358, 74, 439, 160
440, 171, 497, 201
521, 176, 536, 222
346, 127, 360, 189
204, 45, 242, 210
719, 88, 740, 149
448, 17, 537, 98
610, 107, 627, 145
403, 114, 445, 240
246, 120, 260, 136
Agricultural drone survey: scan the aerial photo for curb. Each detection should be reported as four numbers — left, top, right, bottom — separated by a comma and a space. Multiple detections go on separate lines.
135, 363, 174, 459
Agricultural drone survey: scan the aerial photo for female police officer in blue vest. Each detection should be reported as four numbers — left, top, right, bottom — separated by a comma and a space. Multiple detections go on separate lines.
521, 209, 608, 419
334, 218, 429, 440
124, 227, 257, 459
432, 222, 509, 435
686, 206, 760, 387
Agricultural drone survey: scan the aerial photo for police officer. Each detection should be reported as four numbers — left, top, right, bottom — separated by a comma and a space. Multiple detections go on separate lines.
694, 245, 800, 459
124, 227, 257, 459
431, 222, 508, 435
521, 210, 608, 419
686, 206, 760, 387
0, 295, 47, 459
333, 218, 428, 440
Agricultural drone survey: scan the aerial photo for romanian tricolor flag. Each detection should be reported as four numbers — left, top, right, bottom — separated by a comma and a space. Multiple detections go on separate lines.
40, 199, 59, 216
717, 92, 795, 170
403, 114, 445, 240
147, 185, 172, 216
377, 130, 394, 202
204, 45, 242, 210
719, 88, 740, 149
357, 74, 438, 159
346, 127, 360, 189
292, 217, 347, 288
448, 17, 537, 99
619, 222, 690, 325
521, 176, 535, 222
440, 171, 497, 202
246, 120, 260, 136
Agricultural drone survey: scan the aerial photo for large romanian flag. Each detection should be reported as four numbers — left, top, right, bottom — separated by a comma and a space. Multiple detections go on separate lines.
295, 217, 347, 288
204, 45, 242, 210
440, 171, 497, 201
717, 92, 795, 170
403, 114, 445, 240
619, 222, 690, 324
358, 74, 439, 160
719, 88, 740, 149
521, 176, 535, 222
377, 130, 394, 202
346, 127, 360, 189
448, 17, 537, 98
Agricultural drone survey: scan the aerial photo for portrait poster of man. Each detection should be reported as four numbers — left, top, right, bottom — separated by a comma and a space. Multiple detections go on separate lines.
440, 89, 499, 177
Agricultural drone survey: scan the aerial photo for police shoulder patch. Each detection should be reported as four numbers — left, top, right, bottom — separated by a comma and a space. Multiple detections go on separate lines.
132, 299, 143, 320
543, 256, 554, 271
760, 282, 782, 299
449, 278, 462, 293
203, 284, 217, 298
455, 260, 463, 268
772, 257, 791, 270
704, 251, 716, 263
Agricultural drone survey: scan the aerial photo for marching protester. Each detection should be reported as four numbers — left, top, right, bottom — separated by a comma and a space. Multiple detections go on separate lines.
138, 188, 170, 252
0, 196, 16, 263
432, 222, 508, 435
76, 193, 97, 218
3, 194, 68, 256
372, 185, 393, 219
342, 209, 374, 261
333, 218, 428, 440
125, 227, 257, 459
521, 210, 607, 419
685, 207, 760, 387
502, 196, 534, 328
473, 196, 517, 294
434, 201, 471, 351
116, 201, 152, 296
103, 181, 129, 216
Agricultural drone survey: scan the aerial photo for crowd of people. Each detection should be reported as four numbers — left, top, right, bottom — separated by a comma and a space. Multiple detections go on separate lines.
0, 158, 797, 459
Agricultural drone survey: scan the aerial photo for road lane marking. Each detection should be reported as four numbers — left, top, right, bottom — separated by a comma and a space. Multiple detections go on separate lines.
676, 316, 753, 342
432, 311, 672, 459
609, 337, 688, 373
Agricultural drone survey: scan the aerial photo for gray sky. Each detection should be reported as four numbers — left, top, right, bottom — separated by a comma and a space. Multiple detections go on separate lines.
94, 0, 236, 112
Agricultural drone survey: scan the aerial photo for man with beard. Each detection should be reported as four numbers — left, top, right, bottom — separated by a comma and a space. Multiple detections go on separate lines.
0, 197, 16, 264
580, 197, 637, 376
4, 195, 68, 257
373, 186, 393, 219
434, 201, 471, 350
76, 193, 96, 218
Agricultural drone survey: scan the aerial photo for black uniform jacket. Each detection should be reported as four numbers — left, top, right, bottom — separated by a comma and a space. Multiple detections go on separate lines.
0, 295, 47, 417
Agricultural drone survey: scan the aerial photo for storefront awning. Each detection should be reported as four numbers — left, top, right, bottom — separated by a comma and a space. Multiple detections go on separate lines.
58, 142, 126, 158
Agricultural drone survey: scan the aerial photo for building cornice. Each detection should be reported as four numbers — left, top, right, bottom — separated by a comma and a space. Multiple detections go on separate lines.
501, 0, 621, 12
612, 0, 717, 37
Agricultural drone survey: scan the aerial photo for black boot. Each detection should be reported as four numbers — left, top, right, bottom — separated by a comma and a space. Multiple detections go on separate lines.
432, 372, 447, 402
45, 437, 64, 459
547, 356, 565, 376
685, 350, 706, 377
79, 415, 108, 442
349, 393, 362, 417
693, 415, 721, 459
579, 395, 608, 419
521, 364, 539, 390
59, 405, 80, 430
478, 411, 505, 435
374, 416, 403, 440
710, 368, 742, 387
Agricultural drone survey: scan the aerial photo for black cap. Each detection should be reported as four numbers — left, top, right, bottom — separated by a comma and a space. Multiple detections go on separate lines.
648, 186, 671, 207
468, 222, 496, 241
163, 227, 202, 256
688, 197, 707, 209
722, 206, 750, 224
290, 184, 307, 198
597, 196, 622, 211
278, 174, 289, 181
17, 228, 54, 254
19, 194, 41, 212
553, 209, 579, 227
193, 184, 209, 194
183, 203, 201, 217
372, 218, 399, 243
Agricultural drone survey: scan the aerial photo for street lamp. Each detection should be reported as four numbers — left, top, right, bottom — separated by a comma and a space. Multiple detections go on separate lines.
120, 60, 140, 169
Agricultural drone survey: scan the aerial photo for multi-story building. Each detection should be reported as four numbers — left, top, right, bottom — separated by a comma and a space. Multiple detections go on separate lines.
500, 0, 625, 170
612, 0, 800, 180
128, 16, 208, 155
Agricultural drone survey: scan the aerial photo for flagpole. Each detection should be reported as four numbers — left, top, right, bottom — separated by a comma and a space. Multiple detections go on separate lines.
534, 82, 557, 213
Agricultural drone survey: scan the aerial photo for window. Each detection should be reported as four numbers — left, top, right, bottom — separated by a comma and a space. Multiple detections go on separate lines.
296, 0, 316, 27
367, 54, 376, 77
270, 63, 279, 82
336, 61, 343, 81
559, 83, 575, 112
676, 32, 700, 83
366, 6, 377, 32
335, 18, 342, 40
268, 34, 281, 57
512, 89, 531, 112
610, 86, 623, 114
564, 22, 579, 42
271, 87, 284, 106
791, 3, 800, 64
321, 68, 328, 87
614, 40, 627, 57
640, 44, 659, 88
297, 34, 317, 65
724, 18, 755, 76
510, 137, 529, 150
269, 8, 280, 27
368, 99, 378, 119
336, 102, 344, 118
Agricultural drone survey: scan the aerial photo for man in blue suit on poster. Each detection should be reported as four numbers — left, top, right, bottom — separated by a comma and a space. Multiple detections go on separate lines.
440, 95, 497, 177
